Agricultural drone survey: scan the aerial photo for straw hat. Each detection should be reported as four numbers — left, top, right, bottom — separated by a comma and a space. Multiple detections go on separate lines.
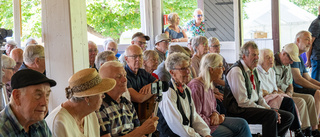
65, 68, 116, 98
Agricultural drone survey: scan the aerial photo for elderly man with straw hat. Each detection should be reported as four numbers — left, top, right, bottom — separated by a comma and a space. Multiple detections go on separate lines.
0, 69, 56, 136
46, 68, 116, 137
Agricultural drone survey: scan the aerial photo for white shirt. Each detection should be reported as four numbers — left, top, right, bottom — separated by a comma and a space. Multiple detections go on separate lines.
257, 65, 278, 93
158, 79, 211, 137
45, 105, 100, 137
226, 60, 270, 109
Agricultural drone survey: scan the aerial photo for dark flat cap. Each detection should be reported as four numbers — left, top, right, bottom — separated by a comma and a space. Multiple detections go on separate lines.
11, 69, 56, 89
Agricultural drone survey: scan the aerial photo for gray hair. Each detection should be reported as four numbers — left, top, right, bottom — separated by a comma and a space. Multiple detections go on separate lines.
23, 44, 44, 64
168, 13, 179, 25
192, 36, 208, 53
258, 48, 273, 65
143, 50, 159, 61
95, 51, 115, 70
103, 38, 116, 50
2, 55, 16, 69
88, 40, 97, 47
25, 37, 38, 47
295, 30, 311, 43
165, 52, 190, 71
70, 96, 85, 103
199, 53, 222, 90
239, 41, 258, 59
208, 37, 219, 46
193, 8, 203, 16
100, 60, 123, 69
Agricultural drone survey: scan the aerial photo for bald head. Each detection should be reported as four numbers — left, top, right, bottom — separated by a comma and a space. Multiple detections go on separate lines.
125, 45, 143, 74
10, 48, 23, 73
106, 41, 118, 54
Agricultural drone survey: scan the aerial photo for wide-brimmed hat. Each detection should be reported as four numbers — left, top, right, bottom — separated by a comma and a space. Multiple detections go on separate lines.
132, 32, 150, 41
65, 68, 116, 98
283, 43, 300, 62
155, 33, 171, 44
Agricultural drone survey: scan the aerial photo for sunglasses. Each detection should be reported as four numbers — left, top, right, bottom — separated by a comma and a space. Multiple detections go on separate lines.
196, 14, 203, 18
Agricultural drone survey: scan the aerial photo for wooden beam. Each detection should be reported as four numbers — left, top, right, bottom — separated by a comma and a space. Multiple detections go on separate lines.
271, 0, 280, 53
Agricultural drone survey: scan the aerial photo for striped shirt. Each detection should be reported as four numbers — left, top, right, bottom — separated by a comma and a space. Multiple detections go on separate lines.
96, 93, 140, 137
0, 105, 52, 137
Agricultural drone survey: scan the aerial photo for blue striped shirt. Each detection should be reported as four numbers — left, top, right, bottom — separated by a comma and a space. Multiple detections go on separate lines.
0, 105, 52, 137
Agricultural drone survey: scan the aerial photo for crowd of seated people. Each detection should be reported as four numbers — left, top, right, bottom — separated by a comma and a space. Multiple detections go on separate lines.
3, 8, 320, 137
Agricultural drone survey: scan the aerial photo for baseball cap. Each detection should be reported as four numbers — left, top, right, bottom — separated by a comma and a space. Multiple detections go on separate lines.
11, 69, 56, 90
132, 32, 150, 41
7, 40, 17, 46
155, 33, 171, 44
283, 43, 300, 62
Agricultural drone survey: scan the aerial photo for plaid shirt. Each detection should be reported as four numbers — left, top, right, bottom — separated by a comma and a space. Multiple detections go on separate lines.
0, 105, 52, 137
96, 93, 140, 137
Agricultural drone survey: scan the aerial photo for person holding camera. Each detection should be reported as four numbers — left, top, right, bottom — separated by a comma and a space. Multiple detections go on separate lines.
97, 61, 159, 137
157, 52, 211, 137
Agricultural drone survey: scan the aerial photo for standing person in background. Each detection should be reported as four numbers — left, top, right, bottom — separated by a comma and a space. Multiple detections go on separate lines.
165, 13, 188, 42
307, 5, 320, 81
88, 41, 98, 70
185, 8, 205, 37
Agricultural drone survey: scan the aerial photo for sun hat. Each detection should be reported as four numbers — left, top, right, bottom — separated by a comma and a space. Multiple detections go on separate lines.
11, 69, 56, 90
283, 43, 300, 62
65, 68, 116, 98
155, 33, 171, 44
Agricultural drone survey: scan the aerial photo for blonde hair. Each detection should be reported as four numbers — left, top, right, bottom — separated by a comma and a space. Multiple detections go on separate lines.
168, 13, 179, 25
199, 53, 222, 90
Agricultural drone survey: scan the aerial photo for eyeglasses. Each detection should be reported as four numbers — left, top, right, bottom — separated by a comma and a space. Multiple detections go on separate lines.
173, 66, 190, 72
210, 44, 221, 48
107, 48, 117, 52
137, 41, 147, 45
161, 40, 170, 44
286, 52, 293, 62
196, 14, 203, 18
214, 65, 224, 69
126, 54, 143, 59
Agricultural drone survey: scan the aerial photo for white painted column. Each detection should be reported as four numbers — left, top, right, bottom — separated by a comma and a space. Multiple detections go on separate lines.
234, 0, 242, 60
13, 0, 21, 47
42, 0, 89, 112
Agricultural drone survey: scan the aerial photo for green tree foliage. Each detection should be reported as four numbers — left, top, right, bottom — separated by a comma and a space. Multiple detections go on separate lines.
289, 0, 320, 16
0, 0, 41, 41
86, 0, 140, 42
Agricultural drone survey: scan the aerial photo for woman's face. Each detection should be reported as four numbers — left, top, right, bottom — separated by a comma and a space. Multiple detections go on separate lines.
88, 93, 105, 111
144, 55, 159, 73
261, 53, 274, 70
196, 43, 209, 56
170, 60, 191, 85
175, 15, 180, 25
209, 41, 220, 54
210, 62, 224, 82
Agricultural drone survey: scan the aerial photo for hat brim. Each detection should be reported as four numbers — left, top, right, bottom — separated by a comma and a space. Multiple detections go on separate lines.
290, 55, 300, 62
144, 36, 150, 41
73, 78, 116, 97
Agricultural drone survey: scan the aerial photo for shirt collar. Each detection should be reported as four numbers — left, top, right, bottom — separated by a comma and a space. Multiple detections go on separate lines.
5, 105, 40, 133
104, 93, 127, 105
240, 59, 254, 74
257, 64, 269, 74
125, 64, 141, 76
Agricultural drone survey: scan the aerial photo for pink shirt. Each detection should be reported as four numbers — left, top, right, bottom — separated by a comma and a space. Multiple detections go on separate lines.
187, 79, 219, 134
